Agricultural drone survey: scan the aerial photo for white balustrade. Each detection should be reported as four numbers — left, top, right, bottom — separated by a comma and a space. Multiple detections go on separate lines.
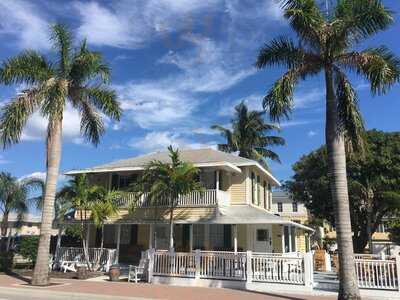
116, 189, 219, 208
149, 250, 313, 286
56, 247, 116, 272
354, 257, 399, 290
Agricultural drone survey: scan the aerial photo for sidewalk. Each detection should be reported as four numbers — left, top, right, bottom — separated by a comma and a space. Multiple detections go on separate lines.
0, 274, 398, 300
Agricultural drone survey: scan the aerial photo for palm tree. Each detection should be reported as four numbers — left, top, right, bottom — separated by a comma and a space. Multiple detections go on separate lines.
132, 146, 203, 250
58, 174, 99, 270
0, 24, 121, 285
211, 101, 285, 167
255, 1, 399, 299
90, 188, 120, 270
0, 172, 43, 251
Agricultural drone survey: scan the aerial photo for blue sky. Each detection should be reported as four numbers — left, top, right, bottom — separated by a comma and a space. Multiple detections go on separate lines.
0, 0, 399, 185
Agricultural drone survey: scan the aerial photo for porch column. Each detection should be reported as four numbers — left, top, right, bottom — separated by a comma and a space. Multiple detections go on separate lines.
281, 225, 285, 253
189, 224, 193, 252
216, 170, 220, 190
116, 224, 121, 263
149, 224, 154, 249
288, 225, 292, 252
233, 224, 238, 254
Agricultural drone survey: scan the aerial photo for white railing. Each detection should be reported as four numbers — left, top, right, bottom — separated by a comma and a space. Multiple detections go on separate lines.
149, 250, 313, 287
199, 251, 247, 280
355, 257, 400, 290
251, 253, 306, 285
116, 189, 219, 208
56, 247, 116, 272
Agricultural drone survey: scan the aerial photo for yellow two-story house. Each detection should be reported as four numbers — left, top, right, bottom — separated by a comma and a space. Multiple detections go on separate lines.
65, 148, 313, 264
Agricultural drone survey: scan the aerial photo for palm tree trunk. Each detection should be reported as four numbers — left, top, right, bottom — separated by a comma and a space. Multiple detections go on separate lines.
0, 213, 9, 251
325, 67, 361, 300
32, 118, 63, 286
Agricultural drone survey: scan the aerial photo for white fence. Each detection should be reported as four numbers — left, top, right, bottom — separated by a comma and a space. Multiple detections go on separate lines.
354, 256, 400, 290
55, 247, 117, 272
115, 189, 220, 208
150, 249, 313, 287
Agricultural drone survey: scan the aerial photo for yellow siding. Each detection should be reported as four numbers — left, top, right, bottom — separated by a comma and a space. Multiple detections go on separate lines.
272, 224, 282, 253
230, 172, 246, 204
296, 229, 306, 252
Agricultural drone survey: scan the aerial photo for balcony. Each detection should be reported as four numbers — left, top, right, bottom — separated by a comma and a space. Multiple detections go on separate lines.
114, 189, 229, 208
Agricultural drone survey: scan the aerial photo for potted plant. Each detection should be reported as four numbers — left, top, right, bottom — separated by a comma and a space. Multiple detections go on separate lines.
76, 264, 88, 280
109, 264, 120, 281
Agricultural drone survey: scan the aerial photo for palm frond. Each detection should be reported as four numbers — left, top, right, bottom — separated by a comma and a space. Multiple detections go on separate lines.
338, 47, 400, 95
50, 23, 72, 76
334, 0, 393, 42
0, 89, 44, 148
281, 0, 325, 48
0, 50, 53, 85
334, 68, 365, 151
78, 100, 105, 146
84, 86, 121, 121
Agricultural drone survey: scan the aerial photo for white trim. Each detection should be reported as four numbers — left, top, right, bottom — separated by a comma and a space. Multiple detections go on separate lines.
235, 162, 281, 186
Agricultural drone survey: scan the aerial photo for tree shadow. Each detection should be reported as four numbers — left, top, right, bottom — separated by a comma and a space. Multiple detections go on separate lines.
5, 270, 31, 284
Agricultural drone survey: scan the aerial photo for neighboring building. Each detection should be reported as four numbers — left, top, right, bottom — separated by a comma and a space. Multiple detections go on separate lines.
0, 213, 42, 237
64, 148, 313, 264
272, 191, 311, 252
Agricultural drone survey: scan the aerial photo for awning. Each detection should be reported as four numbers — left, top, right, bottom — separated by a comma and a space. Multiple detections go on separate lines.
184, 205, 314, 231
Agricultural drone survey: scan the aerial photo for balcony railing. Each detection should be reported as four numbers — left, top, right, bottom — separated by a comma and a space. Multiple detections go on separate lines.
114, 189, 229, 208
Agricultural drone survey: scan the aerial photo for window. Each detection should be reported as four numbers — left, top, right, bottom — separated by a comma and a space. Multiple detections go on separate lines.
257, 175, 261, 205
292, 202, 298, 212
257, 229, 269, 242
263, 181, 267, 209
251, 172, 255, 204
277, 202, 283, 212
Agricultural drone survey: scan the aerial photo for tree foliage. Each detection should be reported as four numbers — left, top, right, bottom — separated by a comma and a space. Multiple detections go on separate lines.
286, 130, 400, 252
211, 101, 285, 167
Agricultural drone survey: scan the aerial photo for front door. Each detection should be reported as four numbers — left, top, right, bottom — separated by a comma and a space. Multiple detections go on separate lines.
252, 225, 272, 253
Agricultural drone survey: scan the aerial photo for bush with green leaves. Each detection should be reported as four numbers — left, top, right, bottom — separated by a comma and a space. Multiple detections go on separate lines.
18, 236, 39, 266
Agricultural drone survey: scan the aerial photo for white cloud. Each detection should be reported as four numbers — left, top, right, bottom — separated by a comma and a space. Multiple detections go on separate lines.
0, 0, 50, 50
191, 127, 219, 135
21, 104, 82, 142
219, 93, 263, 116
0, 155, 11, 164
19, 171, 68, 186
307, 130, 317, 137
74, 0, 221, 49
294, 88, 324, 109
129, 131, 217, 153
280, 120, 315, 128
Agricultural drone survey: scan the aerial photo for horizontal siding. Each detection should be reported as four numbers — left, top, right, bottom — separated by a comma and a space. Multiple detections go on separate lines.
296, 229, 306, 252
230, 172, 246, 204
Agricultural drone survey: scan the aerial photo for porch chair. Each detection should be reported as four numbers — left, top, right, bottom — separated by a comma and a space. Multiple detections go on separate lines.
60, 254, 82, 273
128, 257, 147, 283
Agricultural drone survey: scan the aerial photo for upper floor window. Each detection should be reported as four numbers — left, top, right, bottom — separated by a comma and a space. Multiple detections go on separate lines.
292, 202, 298, 212
257, 175, 261, 206
111, 173, 138, 190
251, 172, 255, 204
263, 181, 267, 209
277, 202, 283, 212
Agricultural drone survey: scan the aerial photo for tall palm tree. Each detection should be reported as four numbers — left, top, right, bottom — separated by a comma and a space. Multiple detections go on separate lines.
132, 146, 203, 250
90, 188, 120, 270
255, 1, 399, 299
58, 174, 99, 270
0, 24, 121, 285
0, 172, 43, 251
211, 101, 285, 167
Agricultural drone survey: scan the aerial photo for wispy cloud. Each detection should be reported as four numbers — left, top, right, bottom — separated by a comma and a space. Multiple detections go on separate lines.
307, 130, 317, 137
0, 155, 11, 165
0, 0, 50, 50
129, 131, 217, 153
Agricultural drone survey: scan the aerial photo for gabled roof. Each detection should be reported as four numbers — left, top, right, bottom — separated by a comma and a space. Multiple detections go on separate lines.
65, 148, 280, 186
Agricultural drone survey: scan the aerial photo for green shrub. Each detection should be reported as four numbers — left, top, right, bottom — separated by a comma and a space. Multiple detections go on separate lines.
0, 251, 14, 272
18, 236, 39, 266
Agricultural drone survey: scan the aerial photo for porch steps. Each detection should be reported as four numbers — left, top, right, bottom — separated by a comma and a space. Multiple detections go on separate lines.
313, 271, 339, 291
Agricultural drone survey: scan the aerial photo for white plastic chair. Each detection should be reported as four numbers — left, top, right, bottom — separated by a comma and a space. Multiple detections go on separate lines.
128, 258, 147, 283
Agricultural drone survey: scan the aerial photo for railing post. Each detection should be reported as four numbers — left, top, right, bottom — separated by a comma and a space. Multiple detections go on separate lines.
246, 250, 252, 283
304, 252, 314, 288
396, 255, 400, 291
147, 248, 155, 283
195, 249, 201, 279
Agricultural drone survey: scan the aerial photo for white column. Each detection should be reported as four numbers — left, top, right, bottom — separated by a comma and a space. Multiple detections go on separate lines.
149, 224, 153, 249
116, 224, 121, 263
288, 225, 292, 252
189, 224, 193, 252
233, 224, 238, 254
216, 170, 220, 190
